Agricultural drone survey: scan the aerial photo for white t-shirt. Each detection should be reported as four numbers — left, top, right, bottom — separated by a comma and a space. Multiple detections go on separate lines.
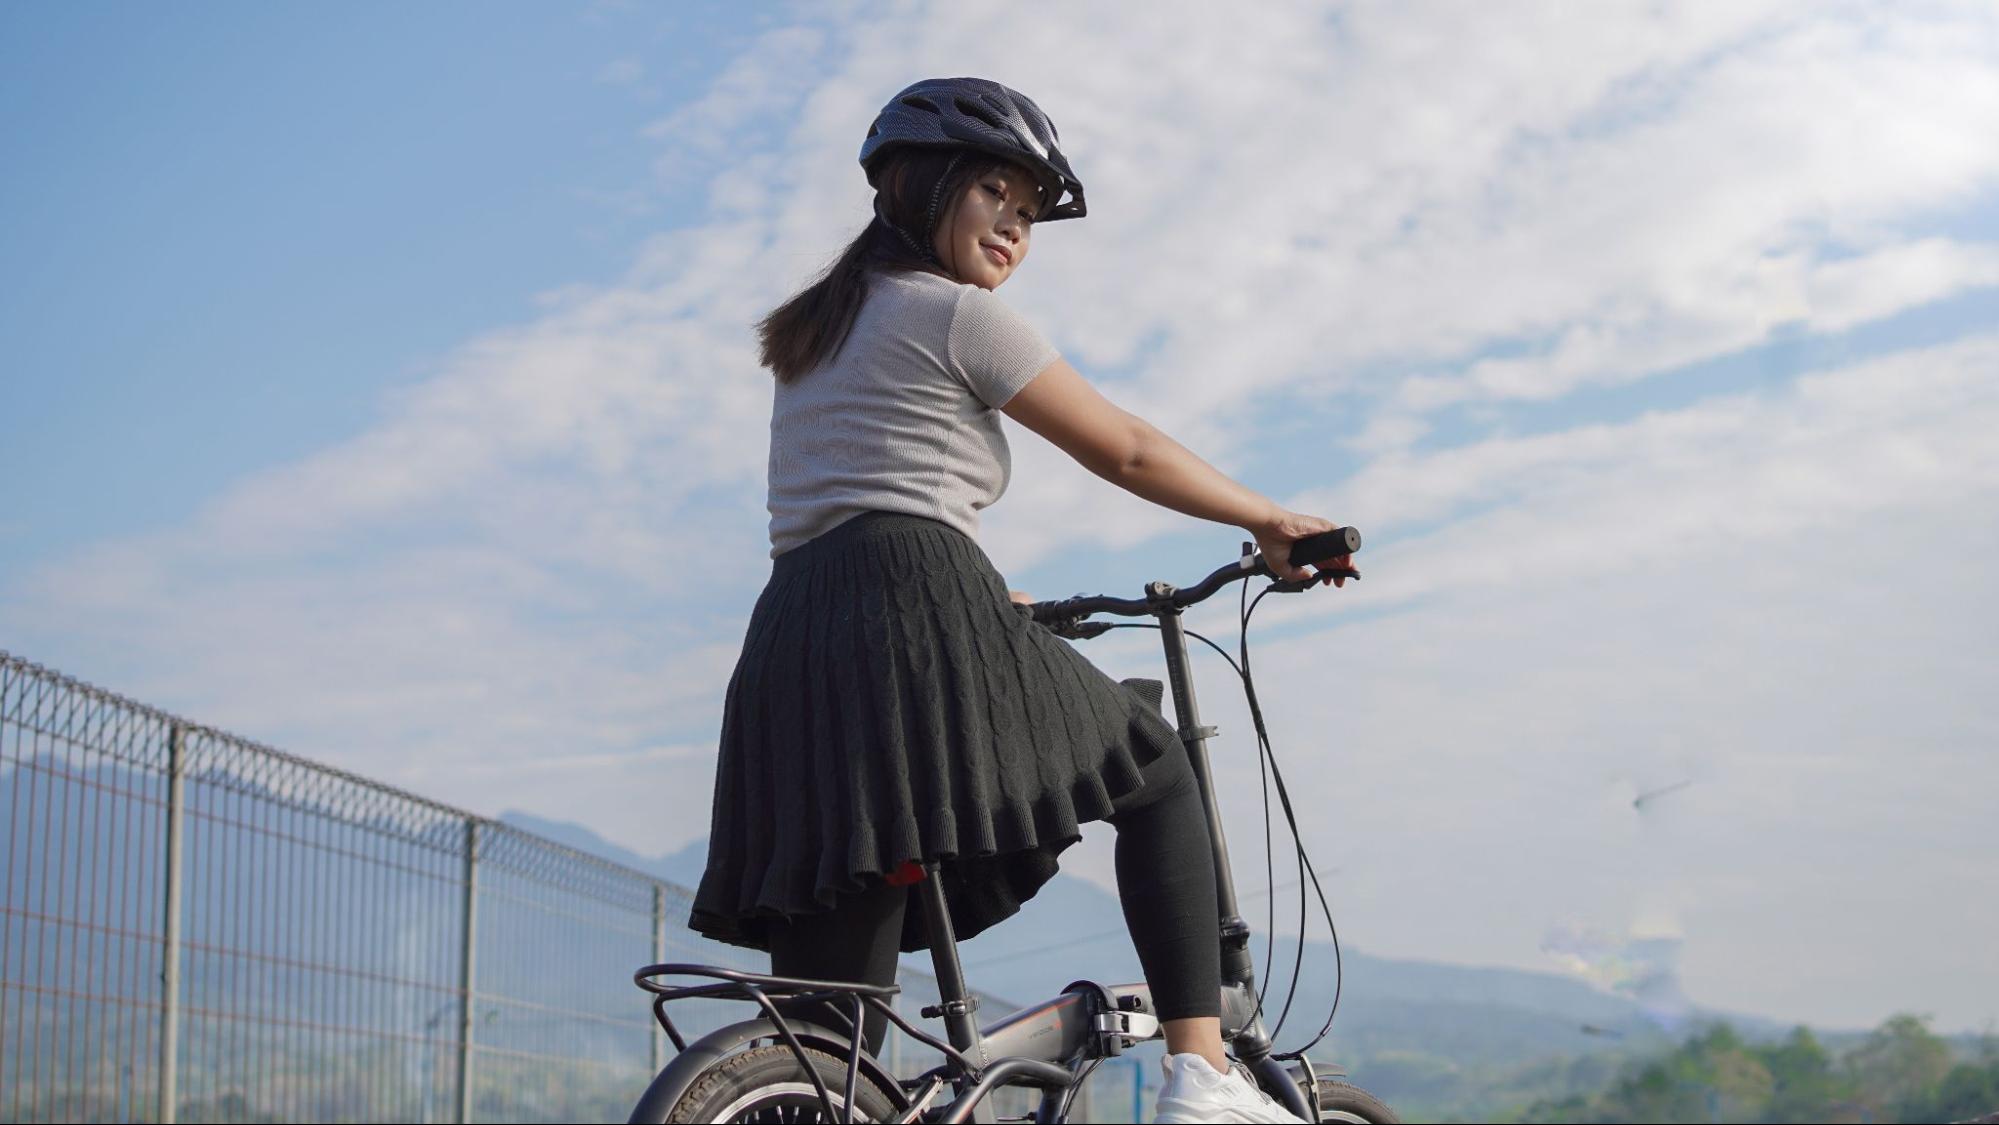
766, 268, 1059, 557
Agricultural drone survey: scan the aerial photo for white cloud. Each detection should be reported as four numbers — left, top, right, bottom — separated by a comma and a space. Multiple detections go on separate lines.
1283, 333, 1999, 609
639, 25, 829, 163
1046, 332, 1999, 1029
1807, 238, 1999, 332
1206, 493, 1999, 1031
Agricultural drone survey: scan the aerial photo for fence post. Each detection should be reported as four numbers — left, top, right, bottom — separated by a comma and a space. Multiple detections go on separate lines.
455, 820, 480, 1125
158, 723, 186, 1125
650, 884, 666, 1074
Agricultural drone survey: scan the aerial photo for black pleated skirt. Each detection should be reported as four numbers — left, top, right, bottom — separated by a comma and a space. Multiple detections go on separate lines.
688, 510, 1180, 953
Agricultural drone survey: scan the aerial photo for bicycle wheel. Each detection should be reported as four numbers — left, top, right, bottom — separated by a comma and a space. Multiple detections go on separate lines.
1311, 1077, 1400, 1124
662, 1042, 898, 1123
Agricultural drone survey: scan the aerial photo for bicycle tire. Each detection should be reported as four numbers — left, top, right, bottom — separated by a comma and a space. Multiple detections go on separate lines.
1312, 1076, 1400, 1124
662, 1042, 898, 1123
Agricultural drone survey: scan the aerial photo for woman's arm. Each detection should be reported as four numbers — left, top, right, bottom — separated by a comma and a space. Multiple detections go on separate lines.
1001, 358, 1347, 584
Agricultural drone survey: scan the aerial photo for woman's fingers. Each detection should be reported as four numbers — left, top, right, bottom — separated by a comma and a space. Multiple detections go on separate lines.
1329, 553, 1353, 588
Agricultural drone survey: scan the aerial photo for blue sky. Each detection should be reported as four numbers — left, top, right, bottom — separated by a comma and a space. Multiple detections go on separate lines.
4, 1, 1997, 1033
1, 0, 755, 566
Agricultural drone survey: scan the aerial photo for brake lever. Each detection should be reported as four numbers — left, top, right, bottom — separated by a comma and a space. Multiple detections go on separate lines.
1048, 618, 1114, 640
1267, 567, 1360, 594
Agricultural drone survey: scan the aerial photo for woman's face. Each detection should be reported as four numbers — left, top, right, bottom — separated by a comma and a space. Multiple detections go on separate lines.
932, 163, 1043, 290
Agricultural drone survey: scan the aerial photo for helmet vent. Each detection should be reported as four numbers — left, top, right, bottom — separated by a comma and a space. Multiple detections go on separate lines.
900, 95, 941, 114
953, 96, 1009, 132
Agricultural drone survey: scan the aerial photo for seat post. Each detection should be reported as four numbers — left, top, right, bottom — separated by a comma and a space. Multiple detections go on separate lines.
911, 865, 985, 1062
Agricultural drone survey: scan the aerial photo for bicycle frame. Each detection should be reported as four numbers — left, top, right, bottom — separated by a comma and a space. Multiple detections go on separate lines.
633, 543, 1360, 1124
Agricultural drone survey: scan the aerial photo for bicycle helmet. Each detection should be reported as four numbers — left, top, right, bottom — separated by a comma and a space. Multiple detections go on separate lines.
860, 77, 1086, 222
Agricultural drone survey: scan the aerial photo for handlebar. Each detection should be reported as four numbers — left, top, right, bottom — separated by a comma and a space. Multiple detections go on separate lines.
1026, 527, 1361, 637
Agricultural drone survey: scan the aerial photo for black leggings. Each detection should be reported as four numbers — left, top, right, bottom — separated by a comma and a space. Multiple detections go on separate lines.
768, 741, 1220, 1054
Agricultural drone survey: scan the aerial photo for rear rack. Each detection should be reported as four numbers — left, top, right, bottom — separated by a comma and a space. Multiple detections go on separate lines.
633, 963, 982, 1123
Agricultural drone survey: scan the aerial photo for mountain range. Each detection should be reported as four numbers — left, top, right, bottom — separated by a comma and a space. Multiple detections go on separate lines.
501, 810, 1773, 1118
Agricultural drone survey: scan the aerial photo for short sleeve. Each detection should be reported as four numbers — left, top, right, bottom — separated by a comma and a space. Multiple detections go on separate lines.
945, 284, 1060, 409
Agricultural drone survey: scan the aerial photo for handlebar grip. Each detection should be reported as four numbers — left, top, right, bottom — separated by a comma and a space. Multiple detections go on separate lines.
1290, 526, 1361, 568
1026, 599, 1075, 625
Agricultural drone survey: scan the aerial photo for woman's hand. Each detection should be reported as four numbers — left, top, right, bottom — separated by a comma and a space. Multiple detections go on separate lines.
1251, 508, 1353, 588
1009, 589, 1035, 605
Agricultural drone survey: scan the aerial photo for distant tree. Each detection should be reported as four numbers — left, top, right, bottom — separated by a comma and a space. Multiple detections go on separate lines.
1759, 1026, 1858, 1123
1846, 1014, 1952, 1120
1898, 1058, 1999, 1124
1516, 1015, 1989, 1125
1582, 1022, 1762, 1123
1709, 1045, 1775, 1122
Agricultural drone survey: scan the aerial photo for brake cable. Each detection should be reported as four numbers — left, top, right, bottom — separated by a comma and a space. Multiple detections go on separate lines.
1239, 580, 1344, 1054
1093, 573, 1346, 1058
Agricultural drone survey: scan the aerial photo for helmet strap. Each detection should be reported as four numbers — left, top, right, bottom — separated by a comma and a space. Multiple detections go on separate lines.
924, 151, 966, 246
873, 149, 968, 270
875, 196, 936, 264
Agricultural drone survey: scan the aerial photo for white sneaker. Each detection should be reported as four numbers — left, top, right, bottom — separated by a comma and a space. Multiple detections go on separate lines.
1153, 1052, 1308, 1123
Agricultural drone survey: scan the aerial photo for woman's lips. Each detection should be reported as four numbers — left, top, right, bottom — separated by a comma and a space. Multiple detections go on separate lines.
982, 244, 1010, 267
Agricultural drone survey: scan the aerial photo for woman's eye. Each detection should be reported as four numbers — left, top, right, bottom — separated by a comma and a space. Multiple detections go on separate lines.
983, 183, 1004, 198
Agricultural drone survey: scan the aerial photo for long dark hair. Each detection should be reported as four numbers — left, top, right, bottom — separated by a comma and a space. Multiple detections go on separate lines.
757, 148, 1029, 383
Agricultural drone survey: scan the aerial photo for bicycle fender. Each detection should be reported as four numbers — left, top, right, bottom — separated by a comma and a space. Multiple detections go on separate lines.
625, 1016, 903, 1124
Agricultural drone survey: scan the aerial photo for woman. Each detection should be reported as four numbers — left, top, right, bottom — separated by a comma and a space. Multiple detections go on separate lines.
690, 77, 1345, 1123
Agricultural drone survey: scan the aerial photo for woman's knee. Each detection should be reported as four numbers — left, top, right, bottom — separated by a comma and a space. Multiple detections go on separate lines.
1107, 743, 1198, 823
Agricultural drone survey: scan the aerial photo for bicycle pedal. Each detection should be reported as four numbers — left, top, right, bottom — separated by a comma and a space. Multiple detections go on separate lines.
1095, 1008, 1161, 1044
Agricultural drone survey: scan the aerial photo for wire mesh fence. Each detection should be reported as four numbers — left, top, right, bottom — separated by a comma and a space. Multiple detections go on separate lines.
0, 650, 1141, 1123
